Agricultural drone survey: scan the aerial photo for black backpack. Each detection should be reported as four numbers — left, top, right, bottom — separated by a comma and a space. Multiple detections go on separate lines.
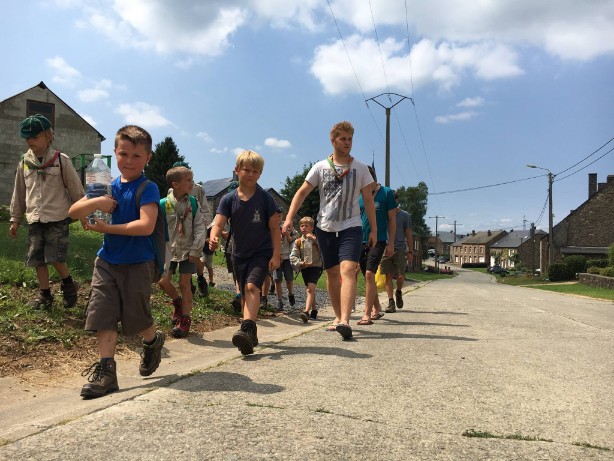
135, 180, 168, 281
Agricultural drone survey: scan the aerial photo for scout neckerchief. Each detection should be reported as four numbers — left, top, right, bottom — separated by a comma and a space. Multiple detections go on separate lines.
327, 154, 354, 181
167, 193, 192, 237
23, 150, 60, 180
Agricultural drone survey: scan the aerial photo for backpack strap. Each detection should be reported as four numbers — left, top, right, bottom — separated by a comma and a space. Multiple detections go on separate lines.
137, 180, 168, 241
189, 195, 198, 221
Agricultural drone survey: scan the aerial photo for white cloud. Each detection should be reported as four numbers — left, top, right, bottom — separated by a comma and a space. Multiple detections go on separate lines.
81, 114, 97, 127
210, 147, 230, 154
434, 111, 477, 124
197, 132, 214, 143
46, 56, 81, 86
457, 97, 484, 108
115, 102, 171, 128
264, 137, 291, 148
78, 79, 113, 103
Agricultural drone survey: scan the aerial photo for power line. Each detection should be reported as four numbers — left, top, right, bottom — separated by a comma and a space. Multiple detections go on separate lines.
555, 136, 614, 176
429, 174, 544, 195
368, 0, 391, 94
556, 145, 614, 182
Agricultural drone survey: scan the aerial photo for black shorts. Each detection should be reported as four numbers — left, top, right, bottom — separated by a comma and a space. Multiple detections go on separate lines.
359, 241, 387, 275
233, 251, 271, 296
301, 266, 322, 286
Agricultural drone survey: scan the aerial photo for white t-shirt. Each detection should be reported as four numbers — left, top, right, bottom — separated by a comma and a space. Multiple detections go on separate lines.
305, 157, 373, 232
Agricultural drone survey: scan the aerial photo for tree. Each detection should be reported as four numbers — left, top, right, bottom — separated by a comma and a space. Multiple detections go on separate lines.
280, 163, 320, 224
144, 137, 185, 197
396, 182, 430, 258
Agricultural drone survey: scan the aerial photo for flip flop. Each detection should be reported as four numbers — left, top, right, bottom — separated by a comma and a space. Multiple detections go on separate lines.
371, 312, 385, 320
357, 318, 373, 325
335, 323, 353, 339
326, 323, 339, 331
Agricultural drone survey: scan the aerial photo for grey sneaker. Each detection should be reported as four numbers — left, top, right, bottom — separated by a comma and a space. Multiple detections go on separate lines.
139, 331, 165, 376
385, 299, 396, 313
61, 280, 79, 308
300, 311, 309, 323
30, 290, 54, 310
81, 359, 119, 399
277, 299, 284, 311
395, 290, 404, 308
232, 320, 258, 355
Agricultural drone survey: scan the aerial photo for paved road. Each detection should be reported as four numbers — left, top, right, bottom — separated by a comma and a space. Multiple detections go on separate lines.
1, 268, 612, 460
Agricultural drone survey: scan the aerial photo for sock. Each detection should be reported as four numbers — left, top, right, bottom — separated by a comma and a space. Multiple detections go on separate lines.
144, 336, 157, 345
100, 357, 114, 365
62, 275, 73, 285
41, 288, 52, 296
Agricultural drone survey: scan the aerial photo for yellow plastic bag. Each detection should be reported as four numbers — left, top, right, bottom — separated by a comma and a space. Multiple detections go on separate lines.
375, 266, 386, 291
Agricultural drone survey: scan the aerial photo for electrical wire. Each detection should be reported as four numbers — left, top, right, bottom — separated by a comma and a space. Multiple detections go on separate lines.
555, 136, 614, 176
368, 0, 392, 94
555, 145, 614, 182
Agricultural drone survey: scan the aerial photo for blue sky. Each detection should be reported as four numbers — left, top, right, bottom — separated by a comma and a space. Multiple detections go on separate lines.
2, 0, 613, 235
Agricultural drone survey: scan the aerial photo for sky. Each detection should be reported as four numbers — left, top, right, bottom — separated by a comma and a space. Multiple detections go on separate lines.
2, 0, 613, 235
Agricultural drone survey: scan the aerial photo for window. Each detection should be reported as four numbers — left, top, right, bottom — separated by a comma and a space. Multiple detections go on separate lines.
26, 100, 55, 127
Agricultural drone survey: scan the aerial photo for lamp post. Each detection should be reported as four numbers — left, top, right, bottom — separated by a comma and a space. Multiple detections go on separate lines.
526, 164, 555, 267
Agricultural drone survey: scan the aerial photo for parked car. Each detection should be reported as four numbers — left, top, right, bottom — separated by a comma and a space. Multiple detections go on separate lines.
437, 256, 449, 263
488, 265, 509, 275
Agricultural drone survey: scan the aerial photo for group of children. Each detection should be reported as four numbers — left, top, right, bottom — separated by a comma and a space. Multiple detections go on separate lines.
9, 116, 395, 400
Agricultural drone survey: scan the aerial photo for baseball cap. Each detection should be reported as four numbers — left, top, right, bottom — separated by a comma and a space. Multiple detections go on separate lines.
20, 114, 52, 139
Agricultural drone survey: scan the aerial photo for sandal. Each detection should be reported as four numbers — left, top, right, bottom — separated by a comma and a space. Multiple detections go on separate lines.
326, 323, 339, 332
335, 323, 353, 339
371, 312, 385, 321
357, 318, 373, 325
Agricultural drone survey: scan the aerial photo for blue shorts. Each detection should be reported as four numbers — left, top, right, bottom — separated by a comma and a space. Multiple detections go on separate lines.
233, 251, 271, 296
359, 241, 386, 274
315, 226, 362, 270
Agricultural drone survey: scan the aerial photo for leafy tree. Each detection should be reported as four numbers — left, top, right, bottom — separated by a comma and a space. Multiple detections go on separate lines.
280, 163, 320, 223
395, 182, 430, 258
144, 137, 185, 197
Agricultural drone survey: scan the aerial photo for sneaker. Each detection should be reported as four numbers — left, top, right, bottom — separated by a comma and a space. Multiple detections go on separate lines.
197, 277, 209, 297
396, 290, 404, 308
288, 294, 296, 306
310, 309, 318, 320
232, 320, 258, 355
80, 359, 119, 399
335, 323, 353, 339
171, 297, 182, 325
232, 295, 242, 313
209, 281, 215, 288
139, 331, 165, 376
61, 280, 79, 308
276, 299, 284, 311
385, 298, 396, 313
172, 315, 191, 338
30, 290, 54, 310
300, 311, 309, 323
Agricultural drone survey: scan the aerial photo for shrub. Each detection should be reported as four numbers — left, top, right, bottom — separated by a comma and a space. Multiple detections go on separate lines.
600, 267, 614, 277
564, 255, 587, 274
586, 258, 608, 268
609, 244, 614, 267
587, 266, 601, 274
548, 262, 574, 281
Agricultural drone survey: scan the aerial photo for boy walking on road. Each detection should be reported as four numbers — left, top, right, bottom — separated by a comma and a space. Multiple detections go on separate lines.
283, 121, 376, 340
9, 114, 84, 309
68, 125, 165, 399
209, 150, 281, 355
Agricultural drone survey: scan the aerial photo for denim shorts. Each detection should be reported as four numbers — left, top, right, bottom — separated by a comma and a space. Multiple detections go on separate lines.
26, 220, 70, 266
314, 226, 362, 270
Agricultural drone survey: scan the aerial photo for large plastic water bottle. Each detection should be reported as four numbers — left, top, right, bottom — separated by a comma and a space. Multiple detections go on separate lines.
85, 154, 113, 224
303, 238, 313, 265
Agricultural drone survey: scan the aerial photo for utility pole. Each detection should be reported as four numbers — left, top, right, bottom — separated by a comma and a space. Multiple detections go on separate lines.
526, 165, 555, 267
429, 215, 446, 271
365, 93, 413, 187
453, 220, 462, 242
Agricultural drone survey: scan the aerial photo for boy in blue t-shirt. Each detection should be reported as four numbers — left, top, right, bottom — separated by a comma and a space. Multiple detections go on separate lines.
68, 125, 165, 399
209, 150, 281, 355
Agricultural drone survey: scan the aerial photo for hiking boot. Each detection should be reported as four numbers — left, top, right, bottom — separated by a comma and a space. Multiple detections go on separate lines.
396, 290, 404, 308
232, 320, 258, 355
300, 311, 309, 323
139, 331, 165, 376
232, 295, 242, 313
61, 279, 79, 308
288, 294, 296, 306
277, 299, 284, 311
197, 277, 209, 297
171, 297, 182, 325
310, 309, 318, 320
80, 359, 119, 399
385, 299, 396, 313
30, 290, 54, 310
172, 315, 191, 338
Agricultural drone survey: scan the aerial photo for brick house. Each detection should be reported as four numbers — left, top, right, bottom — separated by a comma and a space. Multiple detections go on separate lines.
0, 81, 105, 205
551, 173, 614, 261
490, 228, 548, 273
451, 230, 507, 265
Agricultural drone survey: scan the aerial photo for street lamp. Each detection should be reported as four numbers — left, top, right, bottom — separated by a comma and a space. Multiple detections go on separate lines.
526, 164, 555, 267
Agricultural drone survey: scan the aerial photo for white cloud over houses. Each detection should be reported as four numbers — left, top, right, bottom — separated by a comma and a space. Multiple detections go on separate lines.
264, 137, 291, 148
78, 79, 113, 103
457, 97, 484, 108
434, 111, 477, 124
197, 132, 214, 143
115, 102, 171, 128
46, 56, 81, 86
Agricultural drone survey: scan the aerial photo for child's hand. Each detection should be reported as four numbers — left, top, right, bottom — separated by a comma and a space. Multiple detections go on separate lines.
209, 236, 219, 251
269, 256, 280, 272
96, 195, 117, 213
83, 217, 108, 234
8, 222, 19, 238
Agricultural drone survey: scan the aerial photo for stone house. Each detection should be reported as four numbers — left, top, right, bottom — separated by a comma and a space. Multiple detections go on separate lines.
552, 173, 614, 261
0, 81, 105, 205
450, 230, 507, 265
490, 228, 548, 273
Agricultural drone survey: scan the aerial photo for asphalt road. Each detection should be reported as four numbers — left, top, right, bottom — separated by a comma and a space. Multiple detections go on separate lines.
1, 268, 612, 460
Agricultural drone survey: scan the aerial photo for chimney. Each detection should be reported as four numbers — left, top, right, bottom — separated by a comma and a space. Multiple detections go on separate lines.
487, 230, 492, 236
608, 175, 614, 183
588, 173, 597, 198
472, 230, 475, 236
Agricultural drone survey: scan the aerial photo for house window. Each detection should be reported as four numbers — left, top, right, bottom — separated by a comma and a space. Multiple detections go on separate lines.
26, 100, 55, 127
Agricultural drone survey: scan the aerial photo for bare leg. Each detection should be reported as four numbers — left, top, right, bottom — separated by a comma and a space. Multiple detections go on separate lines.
339, 260, 358, 324
243, 283, 261, 321
178, 273, 193, 316
325, 265, 341, 324
35, 265, 50, 290
97, 330, 118, 358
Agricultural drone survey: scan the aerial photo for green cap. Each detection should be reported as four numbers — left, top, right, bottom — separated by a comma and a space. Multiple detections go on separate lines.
20, 114, 52, 139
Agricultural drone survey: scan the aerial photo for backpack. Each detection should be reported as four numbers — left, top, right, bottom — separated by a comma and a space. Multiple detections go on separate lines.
135, 180, 171, 281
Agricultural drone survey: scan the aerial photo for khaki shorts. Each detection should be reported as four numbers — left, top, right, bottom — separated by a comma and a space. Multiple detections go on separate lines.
26, 220, 70, 266
380, 249, 406, 276
85, 257, 155, 336
200, 253, 213, 270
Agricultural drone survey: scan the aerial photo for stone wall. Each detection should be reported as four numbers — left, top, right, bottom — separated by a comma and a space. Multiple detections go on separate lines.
578, 273, 614, 290
0, 84, 103, 205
